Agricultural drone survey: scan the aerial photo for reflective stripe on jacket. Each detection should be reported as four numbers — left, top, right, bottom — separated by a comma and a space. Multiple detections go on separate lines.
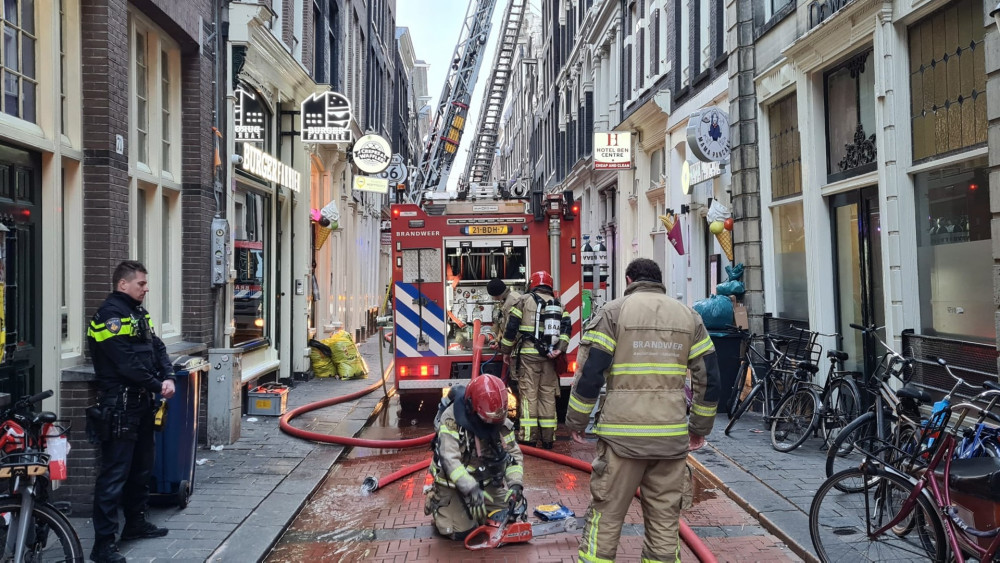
430, 403, 524, 494
565, 281, 720, 459
498, 289, 570, 358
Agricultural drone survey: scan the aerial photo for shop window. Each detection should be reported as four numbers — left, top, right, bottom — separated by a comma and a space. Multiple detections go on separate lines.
1, 0, 36, 122
772, 202, 807, 320
908, 0, 986, 163
233, 190, 271, 347
913, 156, 992, 343
768, 93, 802, 199
824, 49, 876, 182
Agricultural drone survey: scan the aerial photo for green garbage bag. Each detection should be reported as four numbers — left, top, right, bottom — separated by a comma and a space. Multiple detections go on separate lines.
327, 330, 369, 380
308, 339, 337, 378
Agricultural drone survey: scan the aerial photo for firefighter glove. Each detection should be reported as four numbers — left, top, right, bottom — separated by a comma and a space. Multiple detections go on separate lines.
465, 487, 491, 522
505, 484, 523, 505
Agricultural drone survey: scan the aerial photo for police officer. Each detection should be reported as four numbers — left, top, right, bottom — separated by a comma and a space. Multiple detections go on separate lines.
425, 374, 525, 540
499, 271, 571, 449
565, 258, 720, 562
87, 261, 176, 563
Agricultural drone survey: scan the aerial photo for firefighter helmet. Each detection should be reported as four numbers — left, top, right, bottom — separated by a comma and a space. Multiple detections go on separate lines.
466, 374, 507, 424
528, 271, 553, 291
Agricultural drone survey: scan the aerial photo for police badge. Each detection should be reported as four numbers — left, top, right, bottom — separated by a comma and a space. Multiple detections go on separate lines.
106, 318, 122, 334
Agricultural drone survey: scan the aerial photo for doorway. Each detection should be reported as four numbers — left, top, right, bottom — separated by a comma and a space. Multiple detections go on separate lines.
831, 186, 884, 376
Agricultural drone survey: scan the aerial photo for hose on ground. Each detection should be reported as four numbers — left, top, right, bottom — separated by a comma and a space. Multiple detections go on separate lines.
279, 363, 717, 562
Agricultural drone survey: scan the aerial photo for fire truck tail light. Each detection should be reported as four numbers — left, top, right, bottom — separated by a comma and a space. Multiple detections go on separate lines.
399, 366, 407, 377
569, 361, 577, 373
418, 365, 439, 376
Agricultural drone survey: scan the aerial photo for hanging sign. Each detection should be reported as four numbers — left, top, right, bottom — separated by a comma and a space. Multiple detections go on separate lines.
594, 132, 632, 169
241, 143, 301, 192
686, 108, 730, 163
234, 88, 266, 143
376, 154, 409, 183
353, 176, 389, 194
352, 134, 392, 174
300, 91, 352, 143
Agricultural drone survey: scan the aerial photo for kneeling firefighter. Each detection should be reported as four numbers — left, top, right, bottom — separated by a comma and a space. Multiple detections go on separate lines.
425, 374, 525, 540
499, 271, 571, 448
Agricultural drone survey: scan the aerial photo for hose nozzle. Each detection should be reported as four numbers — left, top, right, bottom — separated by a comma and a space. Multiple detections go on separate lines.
361, 476, 379, 494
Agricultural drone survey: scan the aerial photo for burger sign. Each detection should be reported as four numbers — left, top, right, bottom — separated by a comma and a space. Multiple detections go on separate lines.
352, 134, 392, 174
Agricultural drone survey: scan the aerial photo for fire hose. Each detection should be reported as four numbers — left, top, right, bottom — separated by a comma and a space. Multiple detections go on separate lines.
279, 327, 717, 562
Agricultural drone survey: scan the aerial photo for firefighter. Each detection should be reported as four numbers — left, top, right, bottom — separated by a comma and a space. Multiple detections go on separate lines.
565, 258, 720, 562
485, 278, 520, 349
499, 271, 571, 449
424, 374, 525, 540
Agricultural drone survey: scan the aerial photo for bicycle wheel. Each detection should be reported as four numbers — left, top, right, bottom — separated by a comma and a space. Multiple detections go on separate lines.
725, 381, 764, 436
820, 378, 861, 446
826, 412, 883, 492
810, 468, 946, 563
770, 388, 820, 452
726, 361, 752, 420
0, 499, 84, 562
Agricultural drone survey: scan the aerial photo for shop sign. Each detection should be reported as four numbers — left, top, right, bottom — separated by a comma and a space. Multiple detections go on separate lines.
376, 154, 409, 183
593, 132, 632, 169
380, 232, 391, 245
808, 0, 854, 30
686, 108, 730, 163
241, 144, 301, 192
352, 134, 392, 174
690, 161, 722, 185
301, 91, 352, 143
234, 88, 265, 143
353, 175, 389, 194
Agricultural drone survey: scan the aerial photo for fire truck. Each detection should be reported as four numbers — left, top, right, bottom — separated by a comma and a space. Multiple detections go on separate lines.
390, 194, 583, 395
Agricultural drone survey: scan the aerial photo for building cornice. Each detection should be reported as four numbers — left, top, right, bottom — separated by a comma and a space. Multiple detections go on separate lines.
755, 58, 797, 103
781, 0, 888, 72
230, 2, 316, 104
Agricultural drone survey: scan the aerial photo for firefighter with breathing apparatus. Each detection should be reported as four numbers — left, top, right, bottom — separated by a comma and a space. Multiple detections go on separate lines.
499, 271, 571, 449
425, 374, 525, 540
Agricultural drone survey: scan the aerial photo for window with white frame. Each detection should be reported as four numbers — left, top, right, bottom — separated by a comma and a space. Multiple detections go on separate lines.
698, 0, 710, 72
59, 0, 66, 133
2, 0, 36, 122
677, 0, 690, 87
129, 12, 182, 336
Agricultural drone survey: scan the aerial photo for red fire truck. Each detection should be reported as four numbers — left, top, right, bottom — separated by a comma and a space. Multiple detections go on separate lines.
390, 194, 582, 396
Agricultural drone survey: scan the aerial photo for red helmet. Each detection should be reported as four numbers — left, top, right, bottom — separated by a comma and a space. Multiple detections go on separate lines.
466, 374, 508, 424
528, 271, 553, 291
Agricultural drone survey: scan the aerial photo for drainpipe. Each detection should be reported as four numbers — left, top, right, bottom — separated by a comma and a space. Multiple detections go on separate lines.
549, 215, 561, 295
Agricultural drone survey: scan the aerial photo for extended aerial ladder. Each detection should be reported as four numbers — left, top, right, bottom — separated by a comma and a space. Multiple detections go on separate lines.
413, 0, 500, 198
460, 0, 527, 195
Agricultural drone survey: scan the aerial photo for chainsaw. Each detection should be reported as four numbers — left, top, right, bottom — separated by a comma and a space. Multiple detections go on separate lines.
464, 500, 586, 550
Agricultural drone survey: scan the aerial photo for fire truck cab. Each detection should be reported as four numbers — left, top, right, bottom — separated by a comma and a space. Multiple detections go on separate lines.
390, 194, 582, 396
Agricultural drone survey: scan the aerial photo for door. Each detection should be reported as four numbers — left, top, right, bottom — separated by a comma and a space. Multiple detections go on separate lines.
831, 187, 884, 376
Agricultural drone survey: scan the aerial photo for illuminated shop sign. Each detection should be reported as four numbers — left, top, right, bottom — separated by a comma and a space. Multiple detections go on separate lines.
241, 144, 301, 192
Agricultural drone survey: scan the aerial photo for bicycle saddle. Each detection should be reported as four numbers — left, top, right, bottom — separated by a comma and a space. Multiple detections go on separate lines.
941, 457, 1000, 502
33, 412, 57, 425
827, 350, 848, 362
895, 385, 932, 404
796, 361, 820, 374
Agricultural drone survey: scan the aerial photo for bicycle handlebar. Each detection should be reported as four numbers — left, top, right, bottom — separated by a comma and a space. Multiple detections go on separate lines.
23, 390, 53, 407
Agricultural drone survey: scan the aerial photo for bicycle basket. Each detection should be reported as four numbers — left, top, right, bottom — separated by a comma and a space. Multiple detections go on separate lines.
0, 451, 50, 479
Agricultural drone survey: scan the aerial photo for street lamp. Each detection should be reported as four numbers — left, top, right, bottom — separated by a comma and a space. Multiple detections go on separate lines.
991, 2, 1000, 34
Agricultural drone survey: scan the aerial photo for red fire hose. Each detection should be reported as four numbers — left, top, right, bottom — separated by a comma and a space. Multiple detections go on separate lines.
280, 344, 716, 561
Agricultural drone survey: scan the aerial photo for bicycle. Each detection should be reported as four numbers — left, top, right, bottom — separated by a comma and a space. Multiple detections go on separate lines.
809, 360, 1000, 562
0, 390, 83, 562
770, 338, 863, 453
725, 327, 821, 449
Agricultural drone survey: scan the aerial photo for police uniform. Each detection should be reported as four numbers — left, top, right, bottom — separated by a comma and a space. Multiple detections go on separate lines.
499, 287, 571, 445
565, 280, 721, 562
87, 291, 174, 548
425, 386, 524, 538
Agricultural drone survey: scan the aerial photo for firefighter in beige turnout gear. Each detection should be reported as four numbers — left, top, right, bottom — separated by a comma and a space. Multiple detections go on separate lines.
565, 258, 721, 563
499, 271, 571, 448
425, 374, 525, 540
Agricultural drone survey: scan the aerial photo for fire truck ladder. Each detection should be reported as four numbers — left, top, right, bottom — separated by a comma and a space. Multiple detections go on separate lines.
414, 0, 500, 197
461, 0, 526, 194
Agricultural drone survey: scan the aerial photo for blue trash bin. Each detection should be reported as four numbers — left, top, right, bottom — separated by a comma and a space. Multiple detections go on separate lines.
151, 356, 207, 508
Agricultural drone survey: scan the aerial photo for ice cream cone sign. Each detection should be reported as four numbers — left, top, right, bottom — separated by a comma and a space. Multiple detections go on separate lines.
659, 214, 685, 256
706, 201, 734, 261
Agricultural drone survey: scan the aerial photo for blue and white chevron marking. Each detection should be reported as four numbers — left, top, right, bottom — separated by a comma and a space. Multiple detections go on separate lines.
393, 282, 446, 358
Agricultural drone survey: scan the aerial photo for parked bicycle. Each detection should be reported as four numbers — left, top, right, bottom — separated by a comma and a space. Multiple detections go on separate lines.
809, 359, 1000, 562
0, 390, 83, 562
725, 327, 822, 452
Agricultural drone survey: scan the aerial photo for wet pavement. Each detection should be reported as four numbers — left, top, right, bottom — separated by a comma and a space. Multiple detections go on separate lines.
266, 394, 802, 562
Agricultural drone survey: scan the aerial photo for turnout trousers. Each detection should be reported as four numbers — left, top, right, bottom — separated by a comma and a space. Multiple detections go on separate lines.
578, 440, 691, 563
515, 356, 558, 444
424, 482, 511, 539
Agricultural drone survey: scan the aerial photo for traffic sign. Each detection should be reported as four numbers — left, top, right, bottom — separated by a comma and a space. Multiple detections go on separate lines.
377, 154, 409, 183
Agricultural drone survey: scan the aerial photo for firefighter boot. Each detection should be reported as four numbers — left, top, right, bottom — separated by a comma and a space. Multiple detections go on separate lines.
541, 441, 554, 450
90, 536, 127, 563
121, 514, 169, 540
